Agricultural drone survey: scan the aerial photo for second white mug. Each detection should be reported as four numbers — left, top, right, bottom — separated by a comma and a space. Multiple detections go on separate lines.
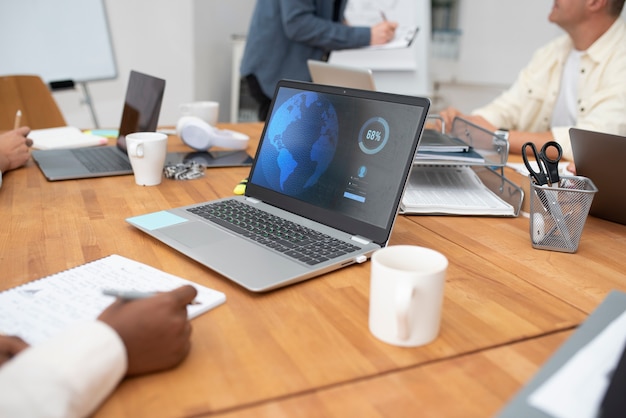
179, 101, 219, 126
369, 245, 448, 347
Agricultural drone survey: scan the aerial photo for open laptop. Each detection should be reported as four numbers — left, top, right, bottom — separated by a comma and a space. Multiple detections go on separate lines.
32, 70, 165, 181
127, 80, 430, 292
308, 60, 376, 91
569, 128, 626, 225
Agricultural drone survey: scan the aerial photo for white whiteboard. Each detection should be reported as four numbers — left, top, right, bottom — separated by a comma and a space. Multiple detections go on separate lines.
0, 0, 117, 83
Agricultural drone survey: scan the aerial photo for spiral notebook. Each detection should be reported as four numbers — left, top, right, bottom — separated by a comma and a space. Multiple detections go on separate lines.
0, 255, 226, 345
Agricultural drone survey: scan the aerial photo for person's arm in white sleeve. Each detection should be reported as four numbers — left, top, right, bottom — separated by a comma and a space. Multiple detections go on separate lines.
0, 285, 197, 418
0, 321, 126, 418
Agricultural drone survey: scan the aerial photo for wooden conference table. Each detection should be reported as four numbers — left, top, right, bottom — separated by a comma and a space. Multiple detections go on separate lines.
1, 123, 625, 417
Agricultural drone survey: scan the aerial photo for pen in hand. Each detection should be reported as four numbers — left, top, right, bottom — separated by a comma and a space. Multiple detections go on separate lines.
14, 109, 21, 130
102, 289, 201, 305
380, 11, 388, 22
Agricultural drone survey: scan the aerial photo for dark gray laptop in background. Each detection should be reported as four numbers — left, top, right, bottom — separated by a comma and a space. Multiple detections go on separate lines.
32, 70, 165, 181
127, 80, 430, 292
570, 128, 626, 225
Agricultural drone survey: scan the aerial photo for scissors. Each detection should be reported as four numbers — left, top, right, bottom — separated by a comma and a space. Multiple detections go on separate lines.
522, 141, 572, 246
522, 141, 563, 187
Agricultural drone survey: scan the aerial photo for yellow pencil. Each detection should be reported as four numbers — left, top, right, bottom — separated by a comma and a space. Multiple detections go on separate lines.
14, 109, 22, 130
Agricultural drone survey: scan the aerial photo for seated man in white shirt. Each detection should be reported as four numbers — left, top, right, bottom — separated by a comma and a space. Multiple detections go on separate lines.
0, 285, 197, 418
439, 0, 626, 163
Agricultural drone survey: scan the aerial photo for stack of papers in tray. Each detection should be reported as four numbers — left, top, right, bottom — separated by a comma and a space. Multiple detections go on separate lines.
401, 165, 514, 216
415, 129, 485, 163
417, 129, 470, 152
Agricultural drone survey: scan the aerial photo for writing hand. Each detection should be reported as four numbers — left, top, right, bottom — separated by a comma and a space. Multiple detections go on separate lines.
0, 127, 33, 173
370, 21, 398, 45
98, 285, 198, 376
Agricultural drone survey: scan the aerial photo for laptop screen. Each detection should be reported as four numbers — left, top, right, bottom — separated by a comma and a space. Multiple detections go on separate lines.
247, 80, 429, 244
116, 70, 166, 150
308, 60, 376, 91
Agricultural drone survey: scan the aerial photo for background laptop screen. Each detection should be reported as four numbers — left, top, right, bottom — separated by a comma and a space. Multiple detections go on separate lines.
117, 70, 165, 149
248, 83, 426, 240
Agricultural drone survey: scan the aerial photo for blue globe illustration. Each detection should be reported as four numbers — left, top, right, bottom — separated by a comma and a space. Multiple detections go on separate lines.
259, 92, 339, 196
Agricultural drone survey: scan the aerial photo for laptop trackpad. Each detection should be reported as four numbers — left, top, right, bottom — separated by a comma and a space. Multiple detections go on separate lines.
161, 222, 226, 248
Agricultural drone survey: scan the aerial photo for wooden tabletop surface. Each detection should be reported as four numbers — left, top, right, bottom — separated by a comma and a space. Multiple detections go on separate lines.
1, 123, 624, 417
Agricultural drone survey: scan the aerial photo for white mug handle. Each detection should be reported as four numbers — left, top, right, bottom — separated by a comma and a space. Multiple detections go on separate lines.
128, 142, 144, 158
396, 284, 417, 341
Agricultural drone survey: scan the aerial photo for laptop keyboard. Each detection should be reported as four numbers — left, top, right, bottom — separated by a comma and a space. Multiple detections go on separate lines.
72, 148, 132, 173
187, 199, 361, 265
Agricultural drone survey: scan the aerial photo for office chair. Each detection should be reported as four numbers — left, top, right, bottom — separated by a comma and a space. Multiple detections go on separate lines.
0, 75, 66, 130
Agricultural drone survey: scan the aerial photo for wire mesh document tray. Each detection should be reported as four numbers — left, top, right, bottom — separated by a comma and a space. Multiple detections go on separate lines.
403, 116, 522, 217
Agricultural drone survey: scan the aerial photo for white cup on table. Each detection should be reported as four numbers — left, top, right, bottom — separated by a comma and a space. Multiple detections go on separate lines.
179, 101, 219, 126
125, 132, 168, 186
369, 245, 448, 347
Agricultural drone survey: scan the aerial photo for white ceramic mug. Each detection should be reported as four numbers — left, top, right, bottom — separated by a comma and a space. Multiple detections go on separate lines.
369, 245, 448, 347
126, 132, 168, 186
179, 101, 219, 126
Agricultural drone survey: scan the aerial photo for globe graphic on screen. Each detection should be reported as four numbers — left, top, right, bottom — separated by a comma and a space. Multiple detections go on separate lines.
259, 91, 339, 196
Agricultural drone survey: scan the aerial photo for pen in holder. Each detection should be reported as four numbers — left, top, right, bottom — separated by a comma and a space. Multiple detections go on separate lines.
529, 175, 598, 253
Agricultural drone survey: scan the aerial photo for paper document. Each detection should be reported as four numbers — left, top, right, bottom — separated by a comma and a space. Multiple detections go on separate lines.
415, 149, 485, 164
0, 255, 226, 345
28, 126, 108, 150
401, 165, 515, 216
528, 310, 626, 418
418, 129, 470, 152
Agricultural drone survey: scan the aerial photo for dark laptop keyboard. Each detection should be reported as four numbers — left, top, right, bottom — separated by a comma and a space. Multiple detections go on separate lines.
187, 199, 361, 266
72, 147, 132, 173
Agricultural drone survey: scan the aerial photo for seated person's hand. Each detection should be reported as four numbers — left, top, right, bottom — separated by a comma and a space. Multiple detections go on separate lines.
98, 285, 198, 376
567, 161, 576, 175
370, 21, 398, 45
0, 335, 29, 367
438, 108, 499, 134
438, 107, 464, 132
0, 127, 32, 173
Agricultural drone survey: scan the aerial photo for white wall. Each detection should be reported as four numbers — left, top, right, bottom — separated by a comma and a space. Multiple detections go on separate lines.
56, 1, 256, 129
54, 0, 227, 130
53, 1, 259, 130
431, 1, 626, 113
192, 0, 256, 123
51, 1, 626, 128
330, 0, 431, 96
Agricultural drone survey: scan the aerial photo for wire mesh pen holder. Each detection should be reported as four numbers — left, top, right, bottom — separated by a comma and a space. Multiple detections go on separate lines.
529, 176, 598, 253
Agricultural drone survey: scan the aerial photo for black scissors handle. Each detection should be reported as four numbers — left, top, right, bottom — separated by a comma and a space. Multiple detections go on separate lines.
540, 141, 563, 186
522, 142, 549, 185
522, 141, 563, 186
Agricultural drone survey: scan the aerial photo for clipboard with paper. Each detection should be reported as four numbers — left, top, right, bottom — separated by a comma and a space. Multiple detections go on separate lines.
366, 26, 419, 50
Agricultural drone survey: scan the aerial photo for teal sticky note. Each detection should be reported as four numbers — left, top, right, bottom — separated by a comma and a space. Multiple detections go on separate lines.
85, 129, 119, 138
127, 211, 188, 231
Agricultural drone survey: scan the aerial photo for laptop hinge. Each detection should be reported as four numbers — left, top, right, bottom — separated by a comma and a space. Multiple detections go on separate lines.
245, 196, 261, 204
351, 235, 371, 245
